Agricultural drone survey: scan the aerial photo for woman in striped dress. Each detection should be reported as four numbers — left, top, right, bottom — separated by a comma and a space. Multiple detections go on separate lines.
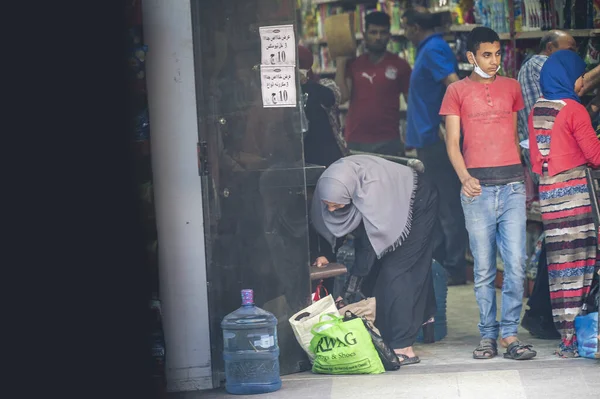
528, 50, 600, 357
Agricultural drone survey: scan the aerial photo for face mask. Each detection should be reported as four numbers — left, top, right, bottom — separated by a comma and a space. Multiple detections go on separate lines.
469, 52, 501, 78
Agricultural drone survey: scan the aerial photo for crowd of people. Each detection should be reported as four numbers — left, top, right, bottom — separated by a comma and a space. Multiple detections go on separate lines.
301, 8, 599, 364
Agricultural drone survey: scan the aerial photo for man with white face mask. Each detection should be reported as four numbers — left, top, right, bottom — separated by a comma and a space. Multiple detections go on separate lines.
440, 27, 536, 361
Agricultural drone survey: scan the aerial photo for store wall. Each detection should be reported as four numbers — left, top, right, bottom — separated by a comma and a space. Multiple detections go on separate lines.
141, 0, 213, 392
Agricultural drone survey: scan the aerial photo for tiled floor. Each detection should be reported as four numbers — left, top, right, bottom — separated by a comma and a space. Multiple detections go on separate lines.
173, 284, 600, 399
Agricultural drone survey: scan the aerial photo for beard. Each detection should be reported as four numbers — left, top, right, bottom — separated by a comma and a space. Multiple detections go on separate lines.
366, 42, 387, 54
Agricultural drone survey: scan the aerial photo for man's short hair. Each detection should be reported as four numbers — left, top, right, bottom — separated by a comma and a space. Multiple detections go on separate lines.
365, 11, 390, 30
402, 8, 436, 31
539, 31, 562, 53
466, 27, 501, 54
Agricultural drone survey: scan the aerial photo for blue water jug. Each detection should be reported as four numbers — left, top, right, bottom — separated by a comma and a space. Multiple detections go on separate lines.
221, 289, 282, 395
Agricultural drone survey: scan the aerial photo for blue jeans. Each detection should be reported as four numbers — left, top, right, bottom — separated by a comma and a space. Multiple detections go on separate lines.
461, 182, 527, 340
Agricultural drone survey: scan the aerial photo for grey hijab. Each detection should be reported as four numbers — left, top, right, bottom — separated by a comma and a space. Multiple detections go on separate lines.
311, 155, 418, 258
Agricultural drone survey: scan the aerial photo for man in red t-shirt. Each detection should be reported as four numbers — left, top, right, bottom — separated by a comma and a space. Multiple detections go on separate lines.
335, 11, 411, 156
440, 27, 537, 361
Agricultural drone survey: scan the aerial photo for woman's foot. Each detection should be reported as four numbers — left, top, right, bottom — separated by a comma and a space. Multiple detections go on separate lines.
394, 347, 420, 365
555, 349, 579, 358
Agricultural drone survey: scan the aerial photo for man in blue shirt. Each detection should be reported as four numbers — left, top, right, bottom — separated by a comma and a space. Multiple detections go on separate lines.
403, 8, 467, 285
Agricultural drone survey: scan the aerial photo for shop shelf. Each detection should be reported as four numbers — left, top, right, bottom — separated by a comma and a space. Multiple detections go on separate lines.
302, 29, 405, 46
314, 67, 336, 75
449, 24, 482, 32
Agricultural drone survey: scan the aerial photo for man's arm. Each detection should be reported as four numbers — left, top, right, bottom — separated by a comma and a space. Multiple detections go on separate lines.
443, 73, 460, 87
335, 57, 353, 105
579, 64, 600, 97
514, 112, 522, 160
445, 115, 482, 196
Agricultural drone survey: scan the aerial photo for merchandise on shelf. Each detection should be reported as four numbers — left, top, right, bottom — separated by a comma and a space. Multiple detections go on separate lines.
316, 3, 345, 39
318, 45, 334, 71
472, 0, 508, 33
502, 42, 516, 77
560, 0, 596, 29
513, 0, 522, 31
585, 38, 600, 70
460, 0, 476, 24
455, 33, 469, 63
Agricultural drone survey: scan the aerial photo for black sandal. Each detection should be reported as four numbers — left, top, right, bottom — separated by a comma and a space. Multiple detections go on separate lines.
503, 340, 537, 360
473, 338, 498, 359
397, 354, 420, 365
555, 349, 579, 358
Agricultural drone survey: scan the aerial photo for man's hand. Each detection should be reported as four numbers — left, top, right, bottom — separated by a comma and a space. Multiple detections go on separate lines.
461, 176, 482, 197
578, 65, 600, 97
313, 256, 330, 268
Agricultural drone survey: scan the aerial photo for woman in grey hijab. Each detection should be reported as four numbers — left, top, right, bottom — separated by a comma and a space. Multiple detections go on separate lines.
311, 155, 438, 365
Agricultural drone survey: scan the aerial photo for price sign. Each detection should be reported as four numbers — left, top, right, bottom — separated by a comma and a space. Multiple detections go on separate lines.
260, 66, 297, 108
259, 25, 296, 67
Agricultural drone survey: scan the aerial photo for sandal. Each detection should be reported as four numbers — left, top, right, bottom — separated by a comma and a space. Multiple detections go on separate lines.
503, 340, 537, 360
555, 349, 579, 359
473, 338, 498, 359
397, 354, 420, 365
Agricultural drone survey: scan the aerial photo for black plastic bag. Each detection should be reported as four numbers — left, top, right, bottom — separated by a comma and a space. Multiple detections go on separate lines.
343, 311, 401, 371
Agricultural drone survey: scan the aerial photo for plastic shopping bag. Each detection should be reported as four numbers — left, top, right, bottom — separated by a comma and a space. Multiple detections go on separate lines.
289, 295, 340, 363
342, 310, 401, 371
309, 314, 385, 375
312, 280, 329, 303
574, 311, 598, 359
338, 297, 379, 335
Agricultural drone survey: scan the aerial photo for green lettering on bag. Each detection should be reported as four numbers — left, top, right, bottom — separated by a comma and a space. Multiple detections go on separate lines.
344, 332, 357, 345
314, 332, 358, 353
309, 314, 384, 375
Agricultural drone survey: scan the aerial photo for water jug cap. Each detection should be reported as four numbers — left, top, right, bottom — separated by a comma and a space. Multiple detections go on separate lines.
241, 289, 254, 306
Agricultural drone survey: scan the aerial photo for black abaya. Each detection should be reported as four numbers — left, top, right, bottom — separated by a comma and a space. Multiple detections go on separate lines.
364, 175, 439, 349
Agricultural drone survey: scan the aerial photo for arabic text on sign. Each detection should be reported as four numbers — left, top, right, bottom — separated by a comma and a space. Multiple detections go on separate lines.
259, 25, 296, 67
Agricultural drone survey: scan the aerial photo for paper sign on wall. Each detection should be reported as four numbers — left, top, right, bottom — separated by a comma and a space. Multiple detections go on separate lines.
260, 66, 297, 108
259, 25, 296, 66
259, 24, 298, 108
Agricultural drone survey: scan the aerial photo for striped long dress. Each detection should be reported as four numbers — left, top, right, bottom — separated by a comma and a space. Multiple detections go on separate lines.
532, 99, 597, 354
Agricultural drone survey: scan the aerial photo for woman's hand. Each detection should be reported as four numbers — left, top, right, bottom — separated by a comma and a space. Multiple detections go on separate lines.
313, 256, 330, 268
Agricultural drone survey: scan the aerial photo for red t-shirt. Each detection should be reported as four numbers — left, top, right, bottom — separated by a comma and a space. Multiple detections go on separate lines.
345, 53, 411, 144
440, 76, 524, 171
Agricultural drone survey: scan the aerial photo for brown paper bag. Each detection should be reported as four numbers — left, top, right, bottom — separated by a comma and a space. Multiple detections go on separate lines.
338, 297, 380, 335
324, 13, 357, 59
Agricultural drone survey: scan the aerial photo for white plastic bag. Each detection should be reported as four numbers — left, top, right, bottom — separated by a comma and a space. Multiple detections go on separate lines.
289, 294, 340, 362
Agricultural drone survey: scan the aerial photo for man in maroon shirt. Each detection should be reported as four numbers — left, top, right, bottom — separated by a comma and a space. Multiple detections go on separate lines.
335, 11, 411, 156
